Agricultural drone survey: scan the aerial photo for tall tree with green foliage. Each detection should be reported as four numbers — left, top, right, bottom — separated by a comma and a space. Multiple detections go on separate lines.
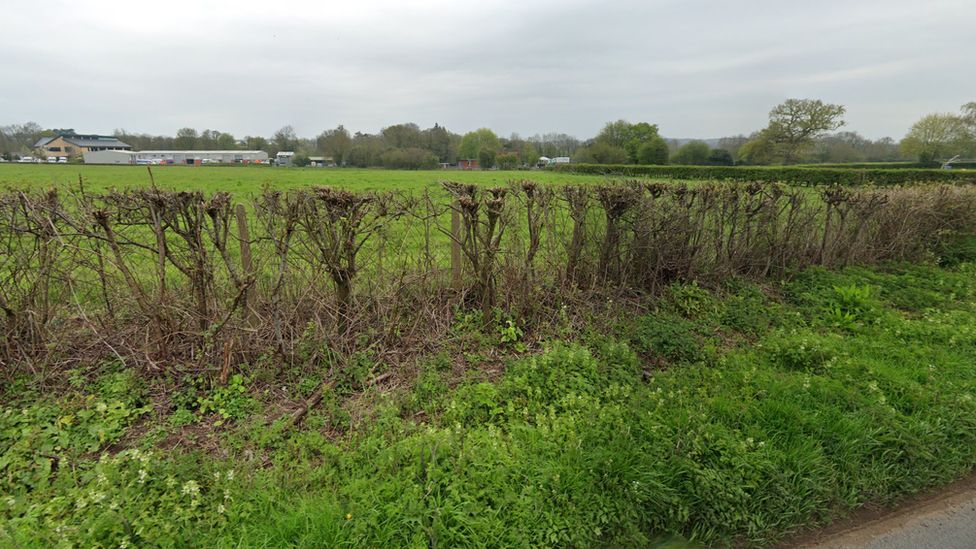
595, 120, 661, 163
459, 128, 500, 161
899, 113, 971, 163
174, 128, 198, 150
577, 142, 629, 164
636, 137, 669, 165
272, 126, 299, 155
671, 140, 711, 165
762, 99, 846, 164
382, 123, 423, 149
317, 125, 352, 166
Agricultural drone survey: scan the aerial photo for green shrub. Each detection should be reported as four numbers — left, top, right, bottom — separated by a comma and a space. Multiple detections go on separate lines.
197, 374, 256, 426
627, 313, 704, 364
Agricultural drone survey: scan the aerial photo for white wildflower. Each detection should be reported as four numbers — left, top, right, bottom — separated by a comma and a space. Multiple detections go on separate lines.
181, 480, 200, 497
217, 504, 226, 514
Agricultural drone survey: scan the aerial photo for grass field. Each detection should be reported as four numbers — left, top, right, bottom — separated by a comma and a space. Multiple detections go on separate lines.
0, 164, 611, 193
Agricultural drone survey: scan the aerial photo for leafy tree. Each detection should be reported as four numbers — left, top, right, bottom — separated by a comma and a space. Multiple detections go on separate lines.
763, 99, 846, 163
215, 132, 237, 150
244, 135, 269, 151
577, 142, 629, 164
520, 142, 540, 167
596, 120, 661, 163
671, 141, 711, 165
379, 148, 438, 169
899, 113, 971, 162
595, 120, 633, 148
496, 152, 519, 170
737, 132, 776, 165
962, 102, 976, 147
317, 126, 352, 166
459, 128, 500, 160
716, 135, 749, 160
706, 148, 734, 166
174, 128, 198, 150
272, 126, 299, 154
346, 133, 386, 167
423, 123, 456, 163
636, 137, 669, 165
382, 123, 422, 149
478, 148, 497, 169
292, 153, 311, 167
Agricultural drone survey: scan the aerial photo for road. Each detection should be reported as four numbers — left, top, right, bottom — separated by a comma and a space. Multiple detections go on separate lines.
791, 476, 976, 549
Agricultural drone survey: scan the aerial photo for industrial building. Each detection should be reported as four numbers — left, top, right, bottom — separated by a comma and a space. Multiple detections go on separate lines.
84, 150, 269, 165
34, 130, 131, 159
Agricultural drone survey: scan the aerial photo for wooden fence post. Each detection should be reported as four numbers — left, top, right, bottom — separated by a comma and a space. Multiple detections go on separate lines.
235, 203, 258, 327
451, 204, 462, 290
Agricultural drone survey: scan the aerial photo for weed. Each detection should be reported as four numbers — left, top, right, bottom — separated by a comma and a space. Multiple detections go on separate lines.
197, 374, 256, 426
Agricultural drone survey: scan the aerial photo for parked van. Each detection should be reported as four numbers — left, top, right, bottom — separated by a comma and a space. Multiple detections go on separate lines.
57, 157, 67, 163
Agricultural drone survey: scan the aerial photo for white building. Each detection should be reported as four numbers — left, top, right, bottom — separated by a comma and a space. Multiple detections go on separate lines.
275, 151, 295, 167
84, 150, 269, 165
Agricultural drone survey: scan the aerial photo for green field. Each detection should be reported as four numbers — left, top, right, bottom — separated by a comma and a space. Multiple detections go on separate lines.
0, 164, 610, 193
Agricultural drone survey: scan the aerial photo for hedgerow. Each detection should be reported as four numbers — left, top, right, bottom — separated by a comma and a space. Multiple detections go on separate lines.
551, 163, 976, 185
4, 262, 976, 547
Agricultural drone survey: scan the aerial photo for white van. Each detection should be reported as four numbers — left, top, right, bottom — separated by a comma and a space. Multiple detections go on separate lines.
57, 157, 67, 163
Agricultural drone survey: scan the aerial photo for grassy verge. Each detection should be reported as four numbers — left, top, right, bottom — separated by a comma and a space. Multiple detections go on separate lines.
3, 259, 976, 547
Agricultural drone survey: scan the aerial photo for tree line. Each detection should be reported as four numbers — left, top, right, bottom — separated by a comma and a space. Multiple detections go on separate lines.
2, 99, 974, 166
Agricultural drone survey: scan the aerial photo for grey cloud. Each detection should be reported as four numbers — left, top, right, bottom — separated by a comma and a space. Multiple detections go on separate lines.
1, 0, 973, 140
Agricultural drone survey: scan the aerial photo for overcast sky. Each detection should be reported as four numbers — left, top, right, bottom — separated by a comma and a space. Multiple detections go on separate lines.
2, 0, 973, 140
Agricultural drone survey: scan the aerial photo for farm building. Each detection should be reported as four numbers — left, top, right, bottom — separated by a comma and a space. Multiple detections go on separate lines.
83, 150, 269, 165
34, 130, 131, 159
458, 159, 479, 170
275, 151, 295, 167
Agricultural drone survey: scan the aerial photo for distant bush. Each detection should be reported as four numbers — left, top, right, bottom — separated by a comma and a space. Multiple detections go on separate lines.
636, 137, 669, 165
552, 163, 976, 185
379, 147, 439, 170
496, 151, 519, 170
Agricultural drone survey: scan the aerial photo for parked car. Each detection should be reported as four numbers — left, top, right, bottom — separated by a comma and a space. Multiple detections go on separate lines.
57, 156, 67, 163
19, 156, 35, 163
47, 157, 57, 163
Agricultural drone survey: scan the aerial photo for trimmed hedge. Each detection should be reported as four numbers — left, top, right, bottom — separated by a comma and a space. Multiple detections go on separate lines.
551, 163, 976, 186
794, 162, 937, 169
796, 161, 976, 171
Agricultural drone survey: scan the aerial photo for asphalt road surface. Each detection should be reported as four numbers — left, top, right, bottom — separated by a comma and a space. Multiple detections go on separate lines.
794, 478, 976, 549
